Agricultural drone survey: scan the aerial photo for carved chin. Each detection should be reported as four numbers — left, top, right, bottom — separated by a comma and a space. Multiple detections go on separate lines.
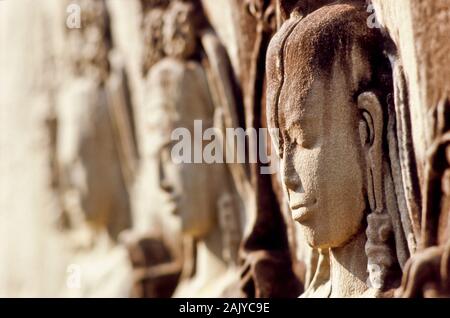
181, 213, 213, 239
301, 226, 330, 249
182, 224, 210, 240
300, 219, 364, 250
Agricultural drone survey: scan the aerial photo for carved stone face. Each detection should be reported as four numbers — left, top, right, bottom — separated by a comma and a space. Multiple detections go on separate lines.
142, 8, 165, 75
67, 0, 111, 82
148, 58, 219, 239
163, 1, 197, 59
57, 81, 124, 227
268, 39, 371, 249
157, 140, 218, 239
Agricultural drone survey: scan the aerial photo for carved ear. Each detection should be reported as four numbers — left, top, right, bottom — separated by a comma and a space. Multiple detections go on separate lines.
358, 92, 384, 212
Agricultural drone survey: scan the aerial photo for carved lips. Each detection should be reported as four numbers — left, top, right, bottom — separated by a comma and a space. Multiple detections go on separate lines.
166, 193, 180, 215
289, 196, 317, 222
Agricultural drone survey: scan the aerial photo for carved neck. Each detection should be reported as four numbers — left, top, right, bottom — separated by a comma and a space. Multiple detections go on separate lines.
175, 200, 240, 297
329, 228, 369, 297
191, 222, 228, 290
175, 182, 242, 297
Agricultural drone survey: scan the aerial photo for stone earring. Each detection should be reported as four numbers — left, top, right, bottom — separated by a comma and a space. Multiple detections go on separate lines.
358, 92, 396, 290
217, 192, 241, 266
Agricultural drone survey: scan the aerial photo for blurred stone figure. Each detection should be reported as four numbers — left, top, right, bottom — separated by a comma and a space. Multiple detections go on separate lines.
0, 0, 70, 297
122, 0, 184, 298
141, 0, 168, 76
56, 0, 135, 297
370, 1, 450, 298
144, 0, 244, 297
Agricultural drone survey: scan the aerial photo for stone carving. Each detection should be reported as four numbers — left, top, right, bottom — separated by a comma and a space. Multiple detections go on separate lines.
2, 0, 450, 299
56, 0, 136, 297
0, 0, 71, 297
143, 0, 244, 297
66, 0, 112, 83
266, 1, 414, 297
58, 0, 133, 240
371, 1, 450, 298
231, 0, 304, 298
396, 78, 450, 299
141, 0, 169, 76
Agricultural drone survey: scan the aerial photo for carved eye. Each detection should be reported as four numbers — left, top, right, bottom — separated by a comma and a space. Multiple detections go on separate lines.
291, 117, 320, 150
294, 132, 318, 150
295, 136, 309, 149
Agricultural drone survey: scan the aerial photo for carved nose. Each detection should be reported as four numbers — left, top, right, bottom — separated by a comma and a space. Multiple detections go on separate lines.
284, 171, 303, 192
159, 178, 174, 194
158, 158, 174, 194
282, 157, 303, 192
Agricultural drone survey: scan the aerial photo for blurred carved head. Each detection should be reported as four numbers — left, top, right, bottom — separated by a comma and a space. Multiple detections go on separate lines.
144, 51, 235, 239
56, 79, 131, 239
66, 0, 112, 82
162, 1, 197, 59
142, 8, 166, 75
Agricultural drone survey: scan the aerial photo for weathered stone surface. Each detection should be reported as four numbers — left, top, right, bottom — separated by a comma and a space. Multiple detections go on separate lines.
1, 0, 450, 299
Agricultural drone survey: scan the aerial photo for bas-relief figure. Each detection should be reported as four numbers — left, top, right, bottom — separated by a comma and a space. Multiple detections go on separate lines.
144, 0, 244, 297
141, 0, 168, 77
229, 0, 305, 298
2, 0, 450, 299
56, 0, 135, 297
0, 0, 71, 297
122, 0, 184, 298
266, 2, 416, 297
399, 99, 450, 297
373, 1, 450, 298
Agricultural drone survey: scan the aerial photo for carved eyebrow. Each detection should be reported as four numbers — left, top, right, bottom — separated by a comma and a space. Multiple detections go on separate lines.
286, 121, 301, 134
285, 123, 305, 144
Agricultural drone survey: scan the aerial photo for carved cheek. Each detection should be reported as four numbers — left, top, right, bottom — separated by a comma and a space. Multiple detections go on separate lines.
291, 144, 321, 191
